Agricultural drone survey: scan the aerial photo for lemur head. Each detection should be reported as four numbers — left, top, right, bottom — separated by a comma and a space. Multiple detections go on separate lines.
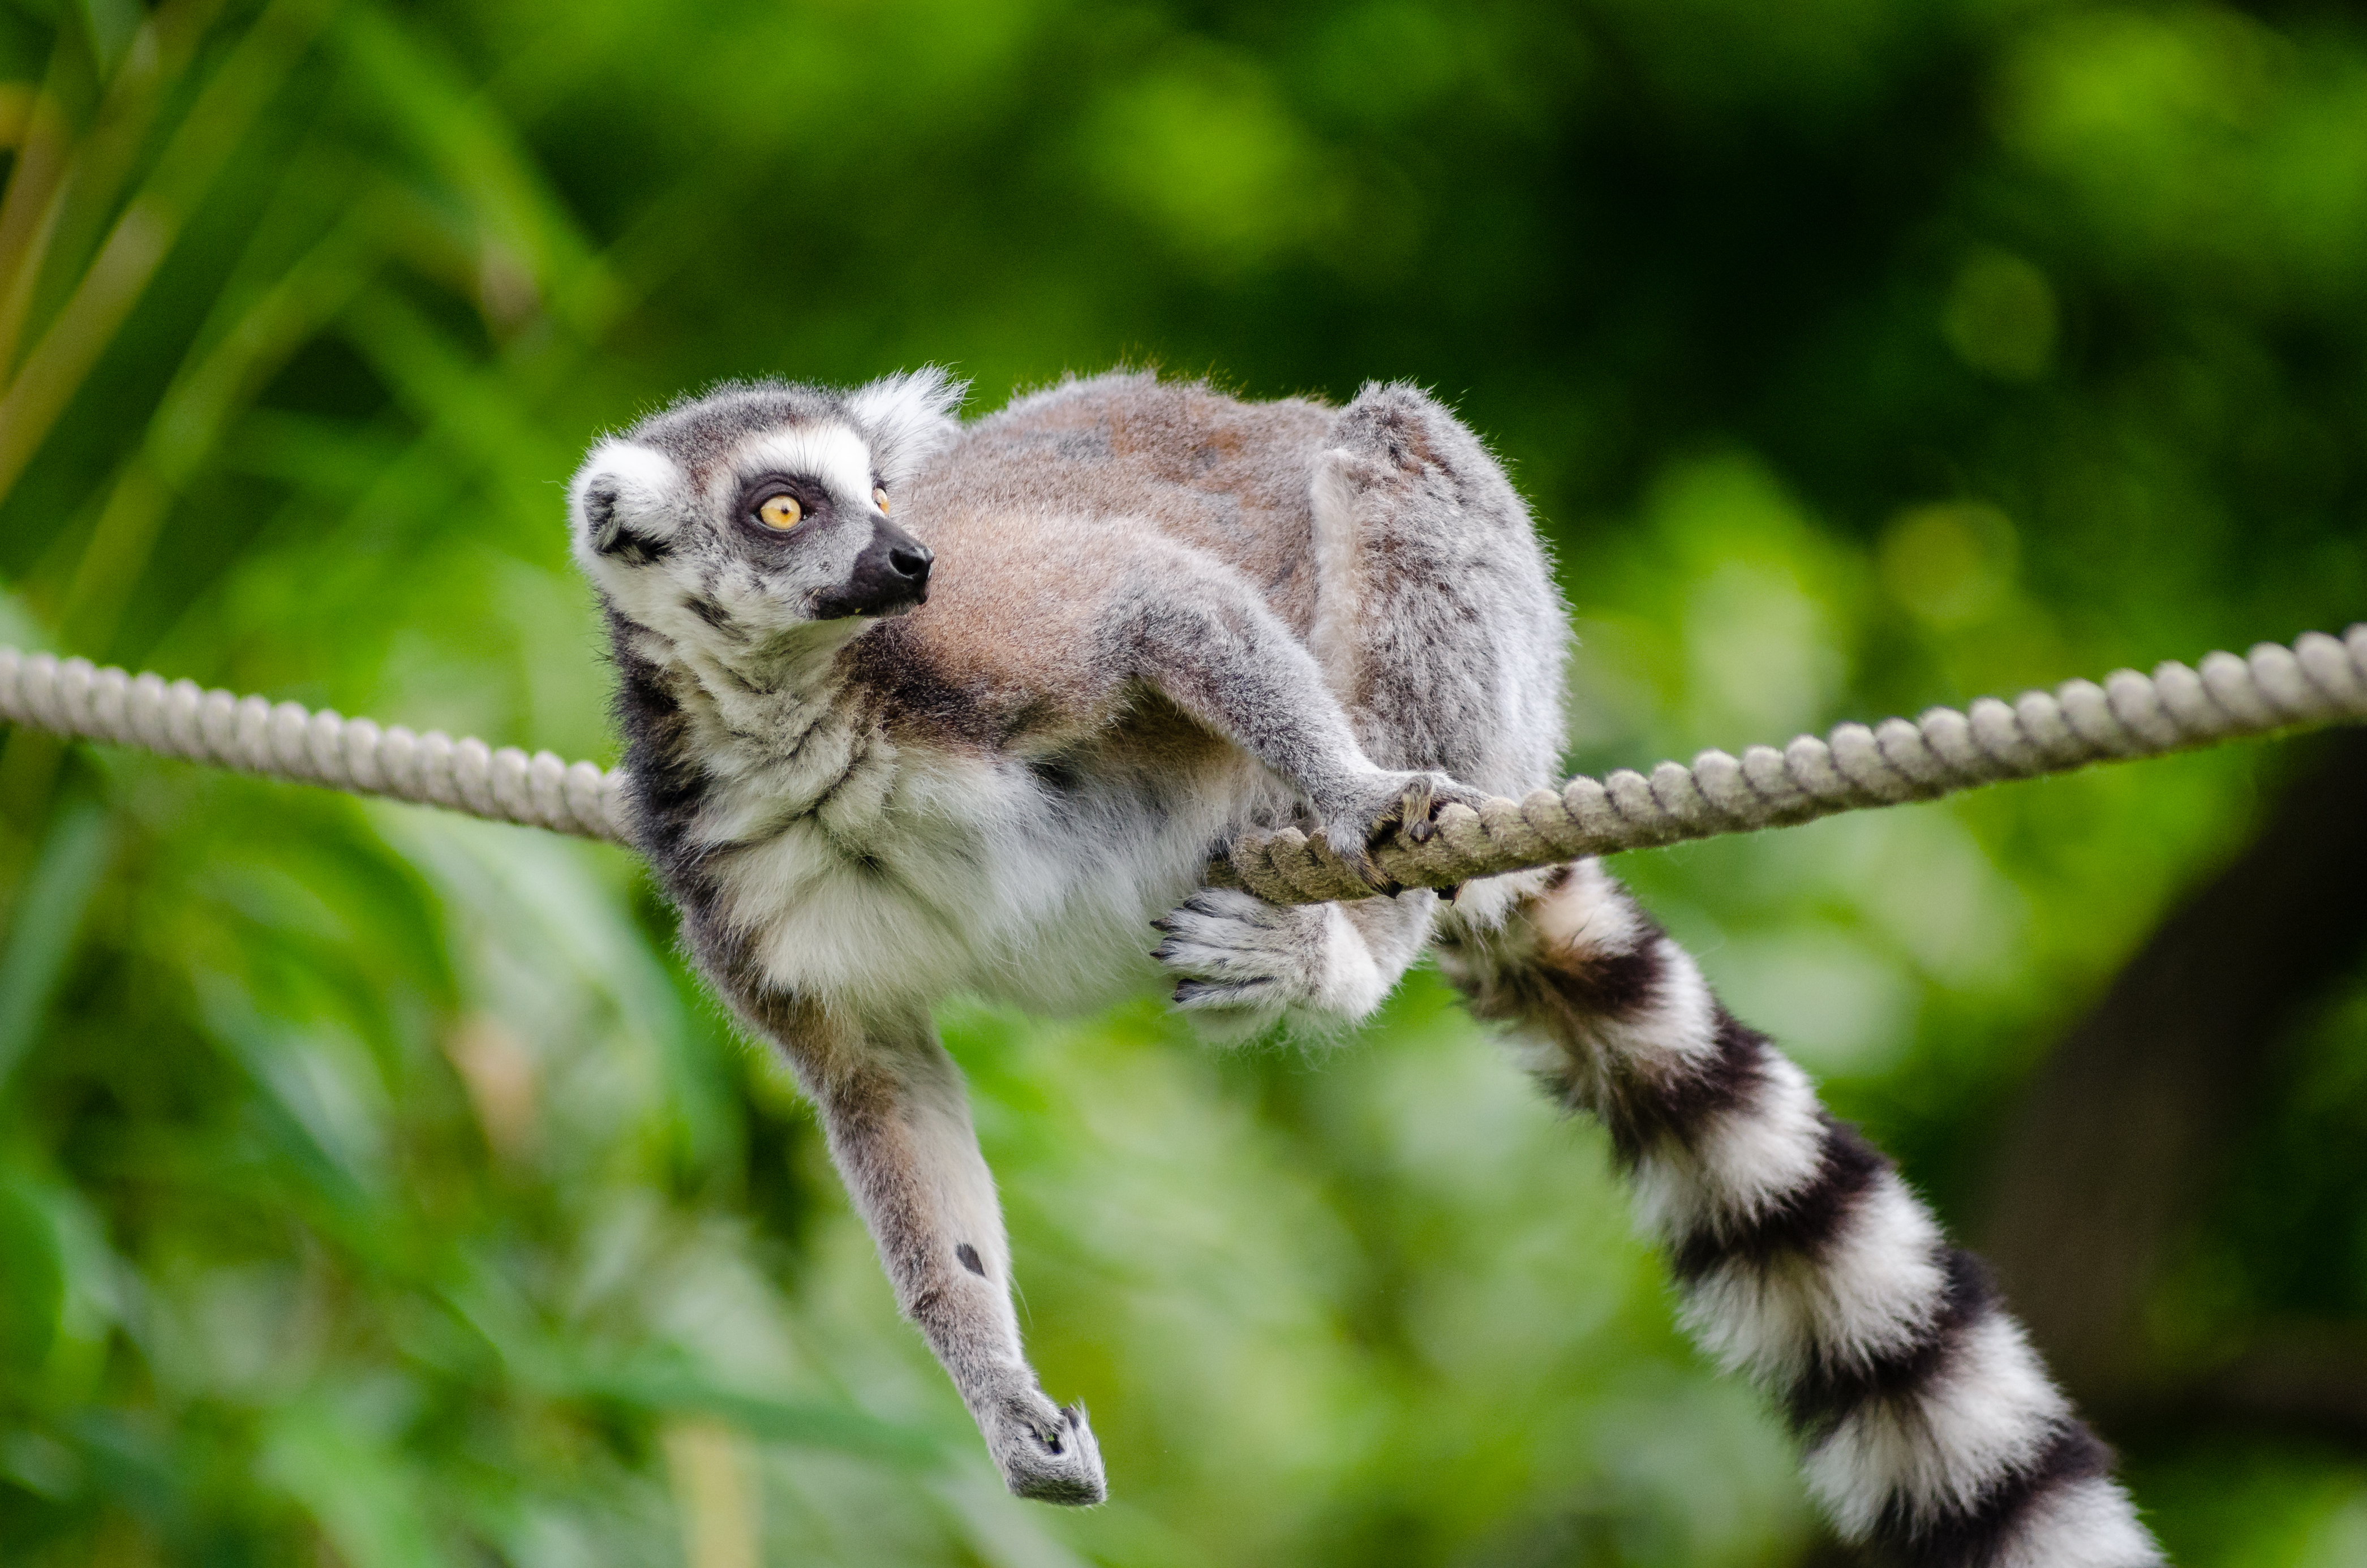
569, 368, 965, 655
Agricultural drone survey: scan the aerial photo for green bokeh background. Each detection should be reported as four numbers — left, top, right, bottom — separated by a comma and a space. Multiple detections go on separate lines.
2, 1, 2365, 1562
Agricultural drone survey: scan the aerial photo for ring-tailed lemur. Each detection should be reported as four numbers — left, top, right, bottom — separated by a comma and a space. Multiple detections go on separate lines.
569, 370, 2163, 1564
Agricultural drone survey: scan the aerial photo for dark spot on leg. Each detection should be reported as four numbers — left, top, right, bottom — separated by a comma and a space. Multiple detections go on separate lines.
956, 1243, 986, 1277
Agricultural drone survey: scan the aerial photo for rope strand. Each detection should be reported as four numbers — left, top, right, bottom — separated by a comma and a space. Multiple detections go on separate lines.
3, 626, 2362, 903
0, 647, 625, 842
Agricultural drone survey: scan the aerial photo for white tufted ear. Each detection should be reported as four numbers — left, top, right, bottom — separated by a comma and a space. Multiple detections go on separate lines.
844, 367, 967, 484
569, 439, 688, 570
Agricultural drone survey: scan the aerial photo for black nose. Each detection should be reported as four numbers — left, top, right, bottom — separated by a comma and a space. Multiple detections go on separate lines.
814, 525, 934, 620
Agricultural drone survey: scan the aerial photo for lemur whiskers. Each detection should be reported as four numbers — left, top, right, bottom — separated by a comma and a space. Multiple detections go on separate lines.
570, 369, 2162, 1565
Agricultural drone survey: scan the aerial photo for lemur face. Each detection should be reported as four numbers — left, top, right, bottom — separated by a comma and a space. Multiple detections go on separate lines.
568, 372, 964, 653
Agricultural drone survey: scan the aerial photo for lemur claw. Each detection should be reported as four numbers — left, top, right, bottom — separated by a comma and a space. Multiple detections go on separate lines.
1318, 769, 1484, 887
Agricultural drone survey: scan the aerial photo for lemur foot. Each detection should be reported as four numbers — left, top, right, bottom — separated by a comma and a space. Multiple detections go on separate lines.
1152, 888, 1387, 1039
985, 1388, 1105, 1505
1316, 769, 1491, 889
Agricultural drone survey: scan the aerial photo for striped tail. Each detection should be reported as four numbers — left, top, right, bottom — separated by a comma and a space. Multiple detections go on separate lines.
1436, 860, 2163, 1566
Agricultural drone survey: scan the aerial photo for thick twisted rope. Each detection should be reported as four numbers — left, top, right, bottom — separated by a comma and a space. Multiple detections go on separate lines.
0, 646, 626, 841
1220, 625, 2367, 903
3, 626, 2363, 904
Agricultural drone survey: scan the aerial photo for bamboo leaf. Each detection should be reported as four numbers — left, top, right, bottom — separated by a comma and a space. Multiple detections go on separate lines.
0, 799, 109, 1090
0, 0, 333, 510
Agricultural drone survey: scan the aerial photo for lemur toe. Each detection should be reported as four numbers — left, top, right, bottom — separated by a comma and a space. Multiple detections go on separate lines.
1409, 780, 1493, 845
1399, 772, 1437, 826
1154, 892, 1308, 983
1153, 888, 1315, 1036
1171, 976, 1279, 1009
992, 1395, 1106, 1506
1319, 823, 1394, 891
1326, 768, 1484, 873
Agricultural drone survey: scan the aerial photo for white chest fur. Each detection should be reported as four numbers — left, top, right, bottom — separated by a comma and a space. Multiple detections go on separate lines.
676, 678, 1248, 1020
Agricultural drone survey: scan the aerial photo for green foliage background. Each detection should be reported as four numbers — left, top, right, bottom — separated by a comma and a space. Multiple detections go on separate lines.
1, 1, 2364, 1562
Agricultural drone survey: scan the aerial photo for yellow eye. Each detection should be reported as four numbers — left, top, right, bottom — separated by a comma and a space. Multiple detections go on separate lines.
872, 486, 891, 514
757, 493, 802, 530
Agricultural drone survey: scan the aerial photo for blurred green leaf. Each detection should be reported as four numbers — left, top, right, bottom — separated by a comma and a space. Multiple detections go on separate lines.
0, 1178, 63, 1374
0, 801, 108, 1089
565, 1360, 941, 1467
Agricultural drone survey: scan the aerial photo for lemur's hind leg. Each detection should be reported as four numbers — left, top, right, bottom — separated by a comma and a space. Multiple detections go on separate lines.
1153, 381, 1566, 1035
1308, 381, 1568, 799
1154, 887, 1437, 1041
759, 995, 1103, 1503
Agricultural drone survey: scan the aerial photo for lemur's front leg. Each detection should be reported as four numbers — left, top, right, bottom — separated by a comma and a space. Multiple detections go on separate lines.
765, 996, 1103, 1503
1113, 561, 1489, 885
